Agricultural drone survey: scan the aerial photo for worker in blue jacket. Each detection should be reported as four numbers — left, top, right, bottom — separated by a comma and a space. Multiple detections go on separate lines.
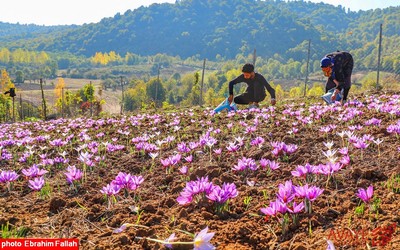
320, 51, 354, 104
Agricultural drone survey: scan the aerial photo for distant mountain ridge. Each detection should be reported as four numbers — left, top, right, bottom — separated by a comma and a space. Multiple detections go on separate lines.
1, 0, 399, 61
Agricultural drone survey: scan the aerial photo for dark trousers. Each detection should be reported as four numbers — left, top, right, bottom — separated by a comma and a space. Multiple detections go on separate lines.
234, 91, 266, 104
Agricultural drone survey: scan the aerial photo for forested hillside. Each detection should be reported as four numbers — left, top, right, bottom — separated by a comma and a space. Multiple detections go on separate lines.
1, 0, 399, 62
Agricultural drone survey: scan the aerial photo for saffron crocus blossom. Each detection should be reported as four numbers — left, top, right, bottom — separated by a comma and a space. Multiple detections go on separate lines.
64, 165, 83, 184
112, 172, 144, 191
232, 157, 257, 171
294, 184, 309, 199
177, 177, 214, 205
193, 227, 215, 250
260, 200, 288, 216
207, 183, 238, 204
28, 176, 45, 191
356, 185, 374, 203
305, 186, 324, 202
179, 166, 188, 175
184, 155, 193, 163
0, 170, 19, 183
164, 233, 177, 249
268, 160, 280, 170
287, 201, 304, 214
112, 224, 127, 234
353, 139, 369, 149
177, 142, 190, 153
340, 155, 350, 166
22, 164, 48, 178
276, 180, 295, 203
100, 183, 121, 196
326, 240, 336, 250
291, 164, 315, 178
213, 148, 222, 155
259, 158, 269, 169
250, 136, 265, 147
226, 142, 240, 153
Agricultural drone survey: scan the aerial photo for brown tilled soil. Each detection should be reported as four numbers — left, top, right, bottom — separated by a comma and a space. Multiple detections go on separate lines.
0, 91, 399, 249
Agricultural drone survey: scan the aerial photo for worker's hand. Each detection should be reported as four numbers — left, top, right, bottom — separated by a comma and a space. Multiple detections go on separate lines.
331, 93, 337, 101
271, 99, 276, 106
228, 95, 233, 104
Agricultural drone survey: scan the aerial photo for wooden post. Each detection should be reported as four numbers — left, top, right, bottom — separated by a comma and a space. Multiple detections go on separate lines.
156, 65, 160, 109
200, 58, 206, 106
61, 87, 64, 118
90, 81, 93, 117
120, 76, 124, 115
376, 23, 382, 89
19, 93, 23, 121
304, 39, 311, 97
40, 78, 47, 120
12, 96, 15, 123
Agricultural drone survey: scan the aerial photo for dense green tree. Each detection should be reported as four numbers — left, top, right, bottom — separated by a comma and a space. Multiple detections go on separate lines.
146, 78, 166, 107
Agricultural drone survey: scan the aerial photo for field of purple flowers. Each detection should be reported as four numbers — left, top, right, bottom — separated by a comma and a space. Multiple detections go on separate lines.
0, 91, 399, 249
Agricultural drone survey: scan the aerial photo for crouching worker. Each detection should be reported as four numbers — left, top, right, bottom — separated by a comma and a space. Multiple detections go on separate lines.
228, 63, 276, 109
320, 51, 354, 104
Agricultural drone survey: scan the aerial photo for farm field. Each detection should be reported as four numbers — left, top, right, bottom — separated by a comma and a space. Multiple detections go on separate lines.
0, 90, 399, 249
16, 79, 121, 114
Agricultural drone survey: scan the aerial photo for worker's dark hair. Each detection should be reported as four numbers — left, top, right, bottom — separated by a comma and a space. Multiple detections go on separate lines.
242, 63, 254, 73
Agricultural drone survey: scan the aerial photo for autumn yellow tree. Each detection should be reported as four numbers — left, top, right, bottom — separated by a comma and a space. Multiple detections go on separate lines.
0, 48, 11, 64
54, 77, 66, 98
91, 52, 107, 65
0, 69, 14, 92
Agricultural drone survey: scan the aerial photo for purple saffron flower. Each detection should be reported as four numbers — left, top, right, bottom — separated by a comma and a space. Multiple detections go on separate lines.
180, 166, 188, 175
305, 186, 324, 202
250, 136, 265, 147
260, 199, 288, 217
177, 193, 193, 205
22, 164, 48, 178
340, 155, 350, 166
353, 139, 369, 149
28, 176, 45, 191
161, 158, 171, 168
184, 155, 193, 163
164, 233, 176, 249
269, 160, 280, 170
277, 180, 295, 203
356, 185, 374, 203
226, 142, 240, 153
326, 240, 336, 250
177, 142, 190, 153
208, 183, 238, 204
259, 158, 270, 169
0, 170, 19, 183
64, 165, 83, 184
294, 184, 308, 199
112, 224, 127, 234
287, 201, 305, 214
232, 157, 257, 171
260, 201, 279, 217
100, 183, 121, 196
291, 164, 310, 178
213, 148, 222, 155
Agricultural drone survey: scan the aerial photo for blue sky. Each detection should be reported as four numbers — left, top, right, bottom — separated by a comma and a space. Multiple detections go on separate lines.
1, 0, 399, 26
